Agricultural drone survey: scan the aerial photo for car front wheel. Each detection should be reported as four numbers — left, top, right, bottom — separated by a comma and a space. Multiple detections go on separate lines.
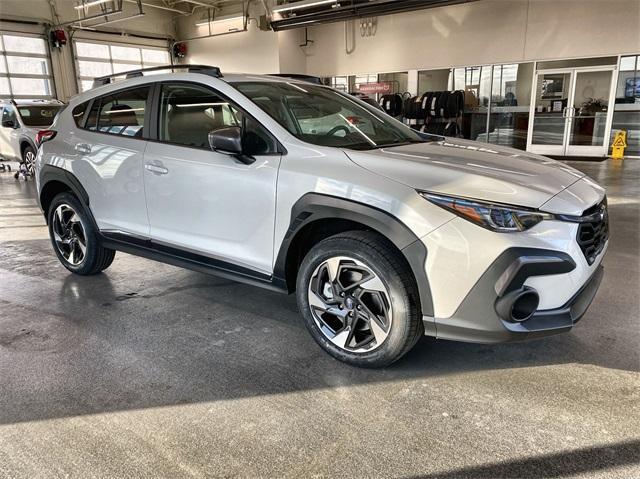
296, 231, 423, 368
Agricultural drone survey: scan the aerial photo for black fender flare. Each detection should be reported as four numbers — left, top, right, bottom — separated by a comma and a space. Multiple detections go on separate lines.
273, 193, 434, 316
38, 165, 91, 220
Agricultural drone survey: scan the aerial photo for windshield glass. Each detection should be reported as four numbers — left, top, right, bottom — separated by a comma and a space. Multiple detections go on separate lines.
17, 106, 62, 127
232, 81, 426, 150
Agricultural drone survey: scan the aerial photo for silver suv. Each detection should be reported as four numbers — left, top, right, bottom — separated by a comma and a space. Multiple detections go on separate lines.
0, 99, 64, 176
36, 65, 608, 367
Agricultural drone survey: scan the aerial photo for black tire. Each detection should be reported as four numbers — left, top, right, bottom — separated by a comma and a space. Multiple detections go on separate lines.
296, 231, 423, 368
47, 192, 116, 275
22, 145, 36, 177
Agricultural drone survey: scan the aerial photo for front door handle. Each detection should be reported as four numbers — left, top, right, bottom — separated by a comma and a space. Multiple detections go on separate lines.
145, 163, 169, 175
75, 143, 92, 154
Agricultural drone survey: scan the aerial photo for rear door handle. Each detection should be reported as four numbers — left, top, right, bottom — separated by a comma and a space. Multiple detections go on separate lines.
75, 143, 92, 154
145, 163, 169, 175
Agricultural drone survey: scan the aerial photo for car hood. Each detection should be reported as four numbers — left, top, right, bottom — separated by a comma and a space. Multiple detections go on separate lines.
344, 138, 586, 209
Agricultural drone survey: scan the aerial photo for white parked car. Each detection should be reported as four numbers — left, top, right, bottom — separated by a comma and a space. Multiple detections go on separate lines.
35, 66, 608, 367
0, 99, 64, 176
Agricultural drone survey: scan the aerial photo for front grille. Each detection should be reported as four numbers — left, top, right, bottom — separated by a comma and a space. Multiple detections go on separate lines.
576, 198, 609, 265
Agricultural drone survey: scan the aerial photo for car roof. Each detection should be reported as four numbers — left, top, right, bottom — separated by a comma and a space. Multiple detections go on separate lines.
70, 68, 331, 106
1, 99, 64, 106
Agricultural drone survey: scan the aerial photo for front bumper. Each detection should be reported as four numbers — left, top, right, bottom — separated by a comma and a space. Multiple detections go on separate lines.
422, 247, 605, 343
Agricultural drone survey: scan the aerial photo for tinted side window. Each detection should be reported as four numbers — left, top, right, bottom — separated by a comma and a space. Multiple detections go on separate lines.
2, 106, 16, 126
72, 101, 89, 128
93, 86, 149, 137
158, 83, 278, 154
159, 83, 240, 148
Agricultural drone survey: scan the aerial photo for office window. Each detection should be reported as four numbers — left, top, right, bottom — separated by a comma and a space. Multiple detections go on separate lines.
331, 76, 349, 92
74, 41, 170, 92
611, 55, 640, 156
0, 33, 54, 99
486, 63, 533, 150
453, 66, 492, 141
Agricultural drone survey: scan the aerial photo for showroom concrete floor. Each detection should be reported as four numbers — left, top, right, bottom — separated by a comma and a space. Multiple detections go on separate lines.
0, 160, 638, 479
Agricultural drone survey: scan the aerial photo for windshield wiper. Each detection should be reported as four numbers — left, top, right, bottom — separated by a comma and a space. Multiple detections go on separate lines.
370, 141, 416, 149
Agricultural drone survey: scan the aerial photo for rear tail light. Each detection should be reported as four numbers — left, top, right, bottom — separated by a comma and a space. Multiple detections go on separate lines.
36, 130, 57, 147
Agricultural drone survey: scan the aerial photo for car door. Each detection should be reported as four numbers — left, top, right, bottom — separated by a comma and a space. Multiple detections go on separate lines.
0, 105, 20, 160
142, 82, 282, 274
71, 85, 151, 238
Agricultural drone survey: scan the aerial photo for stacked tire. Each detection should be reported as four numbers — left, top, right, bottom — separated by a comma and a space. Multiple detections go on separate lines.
379, 94, 404, 117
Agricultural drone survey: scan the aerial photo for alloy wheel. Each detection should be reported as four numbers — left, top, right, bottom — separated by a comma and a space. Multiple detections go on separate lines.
308, 256, 392, 353
24, 150, 36, 176
52, 204, 87, 266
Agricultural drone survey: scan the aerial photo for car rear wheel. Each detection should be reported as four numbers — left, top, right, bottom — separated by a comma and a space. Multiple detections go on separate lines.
22, 146, 36, 177
47, 192, 115, 275
296, 231, 423, 368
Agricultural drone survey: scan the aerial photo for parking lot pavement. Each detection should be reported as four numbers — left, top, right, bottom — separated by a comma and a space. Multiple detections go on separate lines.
0, 160, 638, 478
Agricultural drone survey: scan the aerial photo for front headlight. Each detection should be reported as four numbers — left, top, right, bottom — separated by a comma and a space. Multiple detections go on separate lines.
419, 192, 553, 232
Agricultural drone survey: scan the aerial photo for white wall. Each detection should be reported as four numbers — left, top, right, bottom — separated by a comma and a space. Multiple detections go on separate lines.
302, 0, 640, 77
174, 4, 309, 75
277, 29, 307, 74
177, 22, 280, 74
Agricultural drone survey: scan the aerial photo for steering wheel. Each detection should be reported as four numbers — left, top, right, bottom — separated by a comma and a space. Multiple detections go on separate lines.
326, 125, 350, 137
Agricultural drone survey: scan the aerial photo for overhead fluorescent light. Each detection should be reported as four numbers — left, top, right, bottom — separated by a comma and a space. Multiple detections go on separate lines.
74, 0, 114, 9
195, 14, 245, 27
273, 0, 337, 13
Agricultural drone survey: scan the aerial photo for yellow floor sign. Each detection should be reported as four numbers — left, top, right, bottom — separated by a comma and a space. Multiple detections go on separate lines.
611, 130, 627, 159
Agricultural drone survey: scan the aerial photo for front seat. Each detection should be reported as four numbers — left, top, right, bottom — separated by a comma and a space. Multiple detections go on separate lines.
166, 105, 222, 148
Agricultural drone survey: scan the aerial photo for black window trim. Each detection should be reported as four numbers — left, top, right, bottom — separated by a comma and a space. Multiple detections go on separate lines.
147, 80, 286, 156
72, 100, 92, 128
77, 83, 155, 141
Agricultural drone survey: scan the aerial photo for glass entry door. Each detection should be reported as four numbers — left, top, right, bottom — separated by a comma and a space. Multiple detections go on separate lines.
528, 68, 615, 156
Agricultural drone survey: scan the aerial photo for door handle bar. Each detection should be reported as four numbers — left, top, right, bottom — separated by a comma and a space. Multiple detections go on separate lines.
75, 143, 92, 154
145, 163, 169, 175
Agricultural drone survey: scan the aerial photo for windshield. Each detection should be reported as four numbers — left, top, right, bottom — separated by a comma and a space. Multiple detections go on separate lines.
17, 106, 62, 127
231, 81, 426, 150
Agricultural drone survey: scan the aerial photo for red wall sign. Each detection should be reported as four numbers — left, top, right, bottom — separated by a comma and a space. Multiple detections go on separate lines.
357, 82, 393, 94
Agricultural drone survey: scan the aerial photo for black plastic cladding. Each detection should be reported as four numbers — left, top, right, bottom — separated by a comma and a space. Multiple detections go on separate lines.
273, 193, 434, 317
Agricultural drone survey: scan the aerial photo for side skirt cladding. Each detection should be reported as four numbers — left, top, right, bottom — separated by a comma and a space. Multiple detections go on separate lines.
273, 193, 434, 317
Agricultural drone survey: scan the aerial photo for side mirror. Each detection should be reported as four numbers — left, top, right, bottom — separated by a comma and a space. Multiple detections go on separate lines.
2, 119, 16, 129
208, 126, 255, 165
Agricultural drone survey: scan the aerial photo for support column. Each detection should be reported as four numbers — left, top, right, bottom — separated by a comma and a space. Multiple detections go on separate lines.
407, 69, 419, 96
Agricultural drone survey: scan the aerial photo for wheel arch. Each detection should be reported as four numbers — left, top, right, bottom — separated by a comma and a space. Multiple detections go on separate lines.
19, 136, 36, 158
274, 193, 434, 316
39, 165, 91, 223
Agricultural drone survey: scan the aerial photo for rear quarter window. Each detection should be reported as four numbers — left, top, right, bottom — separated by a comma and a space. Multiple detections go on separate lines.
72, 101, 90, 128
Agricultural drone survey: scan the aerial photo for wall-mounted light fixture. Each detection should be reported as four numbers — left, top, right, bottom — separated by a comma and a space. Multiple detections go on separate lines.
74, 0, 116, 9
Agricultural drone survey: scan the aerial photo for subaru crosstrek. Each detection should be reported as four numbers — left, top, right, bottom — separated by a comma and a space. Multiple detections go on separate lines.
35, 65, 608, 368
0, 99, 64, 176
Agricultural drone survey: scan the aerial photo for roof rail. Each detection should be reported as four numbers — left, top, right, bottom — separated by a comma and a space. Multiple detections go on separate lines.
270, 74, 324, 85
92, 64, 223, 88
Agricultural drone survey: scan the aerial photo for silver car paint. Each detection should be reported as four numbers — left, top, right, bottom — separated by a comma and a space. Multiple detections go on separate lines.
37, 72, 607, 323
47, 118, 150, 238
143, 141, 281, 274
344, 139, 586, 210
